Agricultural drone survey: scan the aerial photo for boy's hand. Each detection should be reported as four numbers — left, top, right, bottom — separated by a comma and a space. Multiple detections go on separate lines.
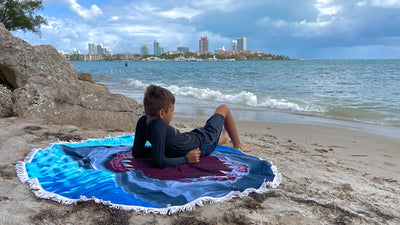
186, 148, 200, 164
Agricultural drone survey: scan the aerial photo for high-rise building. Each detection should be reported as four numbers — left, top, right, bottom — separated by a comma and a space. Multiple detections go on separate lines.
88, 43, 97, 54
237, 36, 247, 51
105, 48, 112, 56
72, 48, 81, 55
97, 44, 104, 55
231, 40, 237, 51
95, 44, 112, 56
199, 37, 208, 52
177, 47, 189, 53
154, 41, 164, 56
141, 44, 150, 55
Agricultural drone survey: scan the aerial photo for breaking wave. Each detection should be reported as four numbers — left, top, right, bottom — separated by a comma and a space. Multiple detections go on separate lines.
126, 79, 322, 112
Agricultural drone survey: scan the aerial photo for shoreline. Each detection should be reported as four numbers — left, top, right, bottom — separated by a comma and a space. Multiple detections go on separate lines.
173, 116, 400, 169
173, 106, 400, 139
103, 83, 400, 140
1, 116, 399, 224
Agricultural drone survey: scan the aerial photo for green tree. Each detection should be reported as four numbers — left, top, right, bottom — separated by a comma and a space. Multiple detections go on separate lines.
0, 0, 47, 35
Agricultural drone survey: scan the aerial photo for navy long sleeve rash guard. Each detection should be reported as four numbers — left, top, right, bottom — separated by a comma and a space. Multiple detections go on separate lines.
132, 115, 201, 168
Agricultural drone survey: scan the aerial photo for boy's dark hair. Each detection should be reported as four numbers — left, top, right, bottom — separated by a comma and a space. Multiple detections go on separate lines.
143, 85, 175, 116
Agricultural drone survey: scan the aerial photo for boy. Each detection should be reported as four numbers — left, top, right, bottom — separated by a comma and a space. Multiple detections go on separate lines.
132, 85, 251, 168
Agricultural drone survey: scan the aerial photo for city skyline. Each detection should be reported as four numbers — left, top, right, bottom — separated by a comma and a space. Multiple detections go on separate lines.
79, 36, 249, 56
16, 0, 399, 59
88, 43, 112, 56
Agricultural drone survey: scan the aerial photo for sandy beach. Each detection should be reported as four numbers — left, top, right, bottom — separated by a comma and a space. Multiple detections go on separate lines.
0, 115, 399, 225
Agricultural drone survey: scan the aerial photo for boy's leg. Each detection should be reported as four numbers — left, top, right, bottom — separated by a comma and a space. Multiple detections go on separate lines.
218, 128, 229, 145
214, 104, 251, 152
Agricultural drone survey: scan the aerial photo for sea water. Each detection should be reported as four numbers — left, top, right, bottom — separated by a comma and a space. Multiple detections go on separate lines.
71, 59, 400, 137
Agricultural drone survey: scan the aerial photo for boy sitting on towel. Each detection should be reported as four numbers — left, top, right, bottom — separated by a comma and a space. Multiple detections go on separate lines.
132, 85, 251, 168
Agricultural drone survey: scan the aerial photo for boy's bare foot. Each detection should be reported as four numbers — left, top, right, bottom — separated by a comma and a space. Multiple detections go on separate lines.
218, 128, 229, 145
235, 144, 252, 152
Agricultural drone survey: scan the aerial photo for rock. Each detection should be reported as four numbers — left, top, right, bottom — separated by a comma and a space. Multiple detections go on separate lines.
0, 25, 77, 90
0, 23, 142, 131
78, 73, 94, 83
0, 85, 13, 117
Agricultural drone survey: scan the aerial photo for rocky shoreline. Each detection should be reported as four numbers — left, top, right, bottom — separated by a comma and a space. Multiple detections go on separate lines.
0, 23, 142, 131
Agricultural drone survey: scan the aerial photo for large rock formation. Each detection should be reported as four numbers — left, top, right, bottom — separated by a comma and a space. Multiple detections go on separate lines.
0, 23, 142, 131
0, 85, 13, 117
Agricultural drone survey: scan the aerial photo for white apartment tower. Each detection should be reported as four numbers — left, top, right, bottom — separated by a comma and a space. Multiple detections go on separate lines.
237, 36, 247, 51
141, 44, 150, 55
154, 41, 164, 56
231, 40, 237, 51
88, 43, 97, 54
97, 44, 104, 55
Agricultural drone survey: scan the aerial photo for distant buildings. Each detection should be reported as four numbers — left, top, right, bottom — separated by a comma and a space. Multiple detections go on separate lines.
78, 54, 104, 61
237, 36, 247, 51
123, 53, 142, 61
154, 40, 164, 56
88, 43, 97, 54
141, 44, 150, 55
177, 47, 190, 53
215, 46, 225, 55
88, 43, 112, 56
63, 35, 286, 61
98, 44, 112, 56
72, 48, 81, 55
199, 37, 209, 52
231, 40, 237, 51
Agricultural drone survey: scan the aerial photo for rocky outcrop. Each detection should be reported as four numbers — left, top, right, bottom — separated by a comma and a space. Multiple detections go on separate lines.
78, 73, 95, 83
0, 23, 142, 131
0, 85, 13, 117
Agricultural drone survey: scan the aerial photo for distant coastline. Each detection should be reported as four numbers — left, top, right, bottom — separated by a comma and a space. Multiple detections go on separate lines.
63, 50, 291, 62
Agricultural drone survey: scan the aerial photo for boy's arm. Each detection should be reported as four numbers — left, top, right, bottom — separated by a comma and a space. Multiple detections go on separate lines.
150, 120, 189, 168
132, 116, 149, 158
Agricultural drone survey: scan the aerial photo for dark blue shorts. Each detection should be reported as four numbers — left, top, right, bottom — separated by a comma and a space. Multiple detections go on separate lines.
194, 113, 225, 157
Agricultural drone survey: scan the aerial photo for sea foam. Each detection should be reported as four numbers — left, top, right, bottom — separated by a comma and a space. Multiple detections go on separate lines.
125, 79, 310, 112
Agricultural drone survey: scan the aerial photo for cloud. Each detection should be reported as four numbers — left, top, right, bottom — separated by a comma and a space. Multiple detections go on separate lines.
256, 16, 333, 37
11, 0, 400, 58
192, 0, 242, 12
357, 0, 400, 8
370, 0, 400, 8
159, 6, 201, 19
64, 0, 103, 20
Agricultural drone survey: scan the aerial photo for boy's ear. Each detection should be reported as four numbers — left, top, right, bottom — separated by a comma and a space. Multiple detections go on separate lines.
157, 109, 165, 118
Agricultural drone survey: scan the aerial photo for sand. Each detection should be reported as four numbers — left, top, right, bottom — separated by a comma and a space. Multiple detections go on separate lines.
0, 116, 399, 225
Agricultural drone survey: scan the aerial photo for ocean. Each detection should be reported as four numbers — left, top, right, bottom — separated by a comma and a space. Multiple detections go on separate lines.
71, 59, 400, 138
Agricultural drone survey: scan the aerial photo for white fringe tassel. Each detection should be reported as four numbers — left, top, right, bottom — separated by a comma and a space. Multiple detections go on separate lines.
15, 136, 282, 215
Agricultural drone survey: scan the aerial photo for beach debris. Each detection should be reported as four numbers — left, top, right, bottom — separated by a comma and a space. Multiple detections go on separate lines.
244, 201, 265, 210
23, 125, 42, 134
314, 148, 329, 153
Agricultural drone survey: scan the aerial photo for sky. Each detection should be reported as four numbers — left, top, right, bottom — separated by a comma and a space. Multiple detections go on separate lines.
11, 0, 400, 59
